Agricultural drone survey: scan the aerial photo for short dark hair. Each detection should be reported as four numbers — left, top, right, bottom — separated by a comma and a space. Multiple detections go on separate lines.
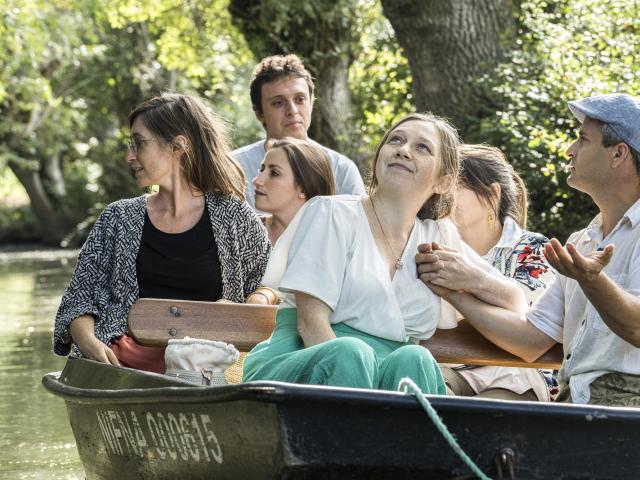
369, 113, 461, 220
265, 138, 335, 200
458, 144, 529, 228
250, 54, 315, 113
128, 93, 245, 200
600, 121, 640, 176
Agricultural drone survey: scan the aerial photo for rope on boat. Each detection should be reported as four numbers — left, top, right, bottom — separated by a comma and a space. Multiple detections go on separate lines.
398, 377, 492, 480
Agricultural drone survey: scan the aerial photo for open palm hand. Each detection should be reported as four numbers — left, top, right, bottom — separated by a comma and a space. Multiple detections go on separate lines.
544, 238, 614, 283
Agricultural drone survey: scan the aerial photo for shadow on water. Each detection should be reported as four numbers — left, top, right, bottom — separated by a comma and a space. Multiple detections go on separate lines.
0, 251, 84, 479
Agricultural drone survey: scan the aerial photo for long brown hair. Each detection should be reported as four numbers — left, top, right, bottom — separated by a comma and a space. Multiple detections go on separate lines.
458, 144, 528, 228
265, 138, 335, 199
128, 92, 245, 200
369, 112, 461, 220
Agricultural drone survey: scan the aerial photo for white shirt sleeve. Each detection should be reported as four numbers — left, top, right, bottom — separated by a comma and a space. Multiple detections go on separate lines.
628, 241, 640, 295
526, 274, 566, 343
279, 197, 355, 310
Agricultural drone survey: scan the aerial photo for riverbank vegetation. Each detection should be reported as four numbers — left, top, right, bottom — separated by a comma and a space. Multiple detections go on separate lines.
1, 0, 637, 245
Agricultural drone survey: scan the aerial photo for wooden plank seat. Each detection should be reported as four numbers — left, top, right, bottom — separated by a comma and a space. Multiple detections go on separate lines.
128, 298, 278, 352
128, 299, 563, 371
420, 320, 563, 369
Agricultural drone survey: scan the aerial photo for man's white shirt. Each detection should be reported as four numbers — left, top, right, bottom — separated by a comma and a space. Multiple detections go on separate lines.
527, 198, 640, 403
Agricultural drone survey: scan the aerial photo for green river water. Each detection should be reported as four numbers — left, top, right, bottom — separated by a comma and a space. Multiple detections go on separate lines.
0, 250, 83, 479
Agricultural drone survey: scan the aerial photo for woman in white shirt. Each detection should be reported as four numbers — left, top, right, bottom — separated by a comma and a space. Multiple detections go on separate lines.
246, 137, 336, 306
254, 138, 336, 244
224, 138, 336, 384
243, 114, 526, 393
439, 144, 557, 401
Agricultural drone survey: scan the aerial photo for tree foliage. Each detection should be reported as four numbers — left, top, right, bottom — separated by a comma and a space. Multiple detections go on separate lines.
468, 0, 640, 240
1, 0, 638, 245
0, 0, 259, 244
349, 0, 414, 174
1, 0, 108, 242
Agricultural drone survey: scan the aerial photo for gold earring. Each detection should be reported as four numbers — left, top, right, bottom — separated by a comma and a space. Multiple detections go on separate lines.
487, 211, 494, 226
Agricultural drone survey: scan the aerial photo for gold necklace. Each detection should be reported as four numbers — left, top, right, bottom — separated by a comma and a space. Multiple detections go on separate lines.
370, 196, 404, 270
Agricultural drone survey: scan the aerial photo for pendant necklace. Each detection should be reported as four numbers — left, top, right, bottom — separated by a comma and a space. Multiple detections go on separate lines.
370, 196, 404, 270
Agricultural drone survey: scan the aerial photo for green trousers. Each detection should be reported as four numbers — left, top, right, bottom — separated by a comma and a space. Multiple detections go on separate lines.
242, 308, 446, 395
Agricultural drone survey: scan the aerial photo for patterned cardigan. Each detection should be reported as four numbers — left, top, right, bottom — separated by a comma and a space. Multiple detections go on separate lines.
53, 193, 270, 356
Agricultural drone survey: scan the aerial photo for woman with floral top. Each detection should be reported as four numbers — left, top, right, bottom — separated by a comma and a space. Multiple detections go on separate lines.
442, 144, 557, 401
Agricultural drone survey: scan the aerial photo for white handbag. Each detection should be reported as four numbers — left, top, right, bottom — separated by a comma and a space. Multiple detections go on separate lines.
164, 337, 239, 386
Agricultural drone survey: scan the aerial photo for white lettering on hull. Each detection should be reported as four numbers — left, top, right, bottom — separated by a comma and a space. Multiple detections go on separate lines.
94, 409, 223, 463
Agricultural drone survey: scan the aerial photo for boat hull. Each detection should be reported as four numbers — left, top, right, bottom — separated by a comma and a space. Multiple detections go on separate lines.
43, 358, 640, 479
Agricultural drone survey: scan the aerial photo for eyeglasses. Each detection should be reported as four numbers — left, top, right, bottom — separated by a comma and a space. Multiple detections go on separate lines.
126, 136, 152, 155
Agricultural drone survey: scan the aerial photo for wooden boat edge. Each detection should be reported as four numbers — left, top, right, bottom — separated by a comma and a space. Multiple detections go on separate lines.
42, 358, 640, 420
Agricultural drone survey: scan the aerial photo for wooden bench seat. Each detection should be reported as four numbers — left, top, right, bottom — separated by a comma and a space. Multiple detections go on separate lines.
420, 320, 562, 369
128, 298, 563, 370
128, 298, 278, 352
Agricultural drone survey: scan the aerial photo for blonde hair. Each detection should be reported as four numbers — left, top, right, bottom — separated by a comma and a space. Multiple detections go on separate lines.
369, 113, 461, 220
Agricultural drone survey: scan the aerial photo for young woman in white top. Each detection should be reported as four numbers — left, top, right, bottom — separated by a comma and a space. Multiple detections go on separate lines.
439, 144, 557, 401
246, 137, 336, 307
223, 138, 336, 384
242, 114, 526, 392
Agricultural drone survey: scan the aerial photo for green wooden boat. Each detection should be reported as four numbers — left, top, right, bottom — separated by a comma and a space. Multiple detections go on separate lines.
43, 357, 640, 479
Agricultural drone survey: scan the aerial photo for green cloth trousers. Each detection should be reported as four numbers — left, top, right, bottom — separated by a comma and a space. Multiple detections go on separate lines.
242, 308, 446, 395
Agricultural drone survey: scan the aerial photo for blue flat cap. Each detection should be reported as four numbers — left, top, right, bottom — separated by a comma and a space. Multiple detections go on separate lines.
568, 93, 640, 152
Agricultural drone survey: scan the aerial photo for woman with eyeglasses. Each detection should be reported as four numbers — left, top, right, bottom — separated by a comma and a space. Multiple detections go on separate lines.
53, 93, 271, 373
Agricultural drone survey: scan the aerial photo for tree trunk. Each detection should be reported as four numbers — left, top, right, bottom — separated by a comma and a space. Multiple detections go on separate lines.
9, 162, 73, 245
42, 152, 67, 198
380, 0, 515, 134
228, 0, 362, 160
307, 54, 353, 153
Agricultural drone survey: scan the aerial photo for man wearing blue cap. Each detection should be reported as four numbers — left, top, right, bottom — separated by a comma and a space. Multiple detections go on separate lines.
417, 93, 640, 406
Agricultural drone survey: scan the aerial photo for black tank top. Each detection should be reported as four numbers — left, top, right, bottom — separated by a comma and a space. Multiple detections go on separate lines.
136, 209, 222, 301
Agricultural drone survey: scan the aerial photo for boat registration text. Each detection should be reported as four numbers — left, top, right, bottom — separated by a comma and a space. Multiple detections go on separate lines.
95, 409, 223, 464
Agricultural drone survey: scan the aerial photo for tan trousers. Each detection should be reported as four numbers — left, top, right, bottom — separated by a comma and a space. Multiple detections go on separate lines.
441, 366, 538, 401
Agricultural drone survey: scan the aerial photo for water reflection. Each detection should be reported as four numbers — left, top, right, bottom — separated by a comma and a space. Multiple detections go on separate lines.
0, 251, 83, 479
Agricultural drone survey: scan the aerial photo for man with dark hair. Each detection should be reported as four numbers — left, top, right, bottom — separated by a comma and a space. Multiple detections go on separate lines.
233, 54, 364, 209
417, 93, 640, 406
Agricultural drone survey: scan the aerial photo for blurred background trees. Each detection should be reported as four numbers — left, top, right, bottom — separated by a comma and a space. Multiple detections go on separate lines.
1, 0, 638, 245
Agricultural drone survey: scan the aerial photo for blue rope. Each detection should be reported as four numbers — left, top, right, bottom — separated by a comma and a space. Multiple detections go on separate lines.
398, 377, 491, 480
